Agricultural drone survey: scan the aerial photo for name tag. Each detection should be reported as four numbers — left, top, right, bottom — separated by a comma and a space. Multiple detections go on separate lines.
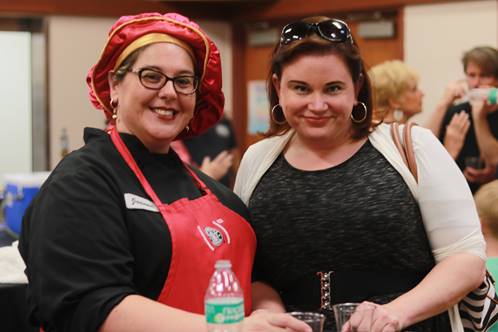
124, 193, 158, 212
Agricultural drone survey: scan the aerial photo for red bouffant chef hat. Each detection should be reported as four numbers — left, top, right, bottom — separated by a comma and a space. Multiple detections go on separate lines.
86, 12, 224, 138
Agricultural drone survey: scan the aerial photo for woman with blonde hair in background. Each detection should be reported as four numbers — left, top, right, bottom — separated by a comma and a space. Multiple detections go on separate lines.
370, 60, 471, 159
369, 60, 423, 124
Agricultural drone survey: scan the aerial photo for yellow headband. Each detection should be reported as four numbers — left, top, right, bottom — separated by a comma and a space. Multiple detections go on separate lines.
113, 32, 196, 71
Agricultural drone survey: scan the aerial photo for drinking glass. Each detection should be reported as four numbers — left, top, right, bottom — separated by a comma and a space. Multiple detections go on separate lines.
289, 311, 325, 332
332, 302, 359, 331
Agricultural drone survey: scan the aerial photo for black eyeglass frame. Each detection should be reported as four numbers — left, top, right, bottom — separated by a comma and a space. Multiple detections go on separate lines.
128, 67, 199, 95
280, 19, 352, 46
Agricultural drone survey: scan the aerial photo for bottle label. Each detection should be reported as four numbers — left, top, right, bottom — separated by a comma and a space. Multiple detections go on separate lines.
488, 88, 497, 105
205, 299, 244, 324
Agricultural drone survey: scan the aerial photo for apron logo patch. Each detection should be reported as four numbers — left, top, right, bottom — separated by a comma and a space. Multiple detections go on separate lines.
197, 218, 231, 251
124, 193, 158, 212
204, 227, 223, 247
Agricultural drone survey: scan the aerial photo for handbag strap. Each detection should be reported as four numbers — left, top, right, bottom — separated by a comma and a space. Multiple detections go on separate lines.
390, 122, 418, 183
486, 270, 498, 305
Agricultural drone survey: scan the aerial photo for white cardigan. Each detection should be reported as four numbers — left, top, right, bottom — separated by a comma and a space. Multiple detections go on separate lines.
234, 123, 486, 331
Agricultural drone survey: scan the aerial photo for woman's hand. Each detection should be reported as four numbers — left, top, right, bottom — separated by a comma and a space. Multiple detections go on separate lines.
341, 302, 404, 332
441, 79, 467, 106
464, 164, 497, 184
470, 99, 498, 119
242, 309, 312, 332
443, 111, 470, 159
200, 150, 234, 181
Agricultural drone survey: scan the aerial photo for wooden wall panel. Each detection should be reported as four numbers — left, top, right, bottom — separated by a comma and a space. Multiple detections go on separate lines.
0, 0, 173, 17
242, 44, 273, 148
0, 0, 467, 21
0, 0, 265, 20
350, 11, 404, 69
232, 23, 248, 154
238, 0, 459, 21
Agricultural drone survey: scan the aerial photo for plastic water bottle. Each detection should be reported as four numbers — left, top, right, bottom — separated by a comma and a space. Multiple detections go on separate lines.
205, 260, 244, 332
466, 87, 498, 104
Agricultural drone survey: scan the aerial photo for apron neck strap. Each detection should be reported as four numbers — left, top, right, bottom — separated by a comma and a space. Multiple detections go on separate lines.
107, 125, 210, 207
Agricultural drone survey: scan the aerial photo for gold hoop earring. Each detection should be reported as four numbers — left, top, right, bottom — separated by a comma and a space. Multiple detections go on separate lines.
110, 97, 118, 109
271, 104, 287, 125
110, 97, 118, 120
351, 102, 367, 123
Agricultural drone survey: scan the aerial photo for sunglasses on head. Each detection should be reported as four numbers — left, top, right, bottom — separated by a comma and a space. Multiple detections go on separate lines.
280, 19, 352, 46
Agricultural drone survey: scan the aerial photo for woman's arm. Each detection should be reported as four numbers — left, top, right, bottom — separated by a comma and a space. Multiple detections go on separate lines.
19, 168, 138, 332
252, 281, 286, 313
425, 80, 467, 137
425, 101, 451, 137
471, 100, 498, 168
99, 295, 206, 332
343, 254, 484, 331
382, 253, 484, 328
100, 292, 312, 332
402, 126, 487, 326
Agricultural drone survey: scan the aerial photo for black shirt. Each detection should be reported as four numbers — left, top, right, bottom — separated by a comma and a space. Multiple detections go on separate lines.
18, 128, 250, 332
248, 141, 450, 331
439, 101, 498, 192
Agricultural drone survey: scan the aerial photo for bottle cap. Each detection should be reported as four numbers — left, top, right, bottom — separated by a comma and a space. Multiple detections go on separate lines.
488, 88, 497, 105
215, 260, 231, 269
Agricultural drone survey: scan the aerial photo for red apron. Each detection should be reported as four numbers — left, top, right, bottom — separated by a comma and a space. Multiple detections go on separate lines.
109, 126, 256, 315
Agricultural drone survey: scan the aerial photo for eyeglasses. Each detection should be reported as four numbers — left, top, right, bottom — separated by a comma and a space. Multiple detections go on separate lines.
280, 19, 352, 45
129, 68, 199, 95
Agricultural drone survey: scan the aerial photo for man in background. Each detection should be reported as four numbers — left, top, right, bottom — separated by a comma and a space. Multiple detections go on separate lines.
437, 46, 498, 192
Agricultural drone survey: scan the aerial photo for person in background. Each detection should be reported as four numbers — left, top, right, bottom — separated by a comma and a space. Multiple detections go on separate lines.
18, 12, 310, 332
427, 46, 498, 192
369, 60, 424, 124
234, 15, 485, 331
474, 180, 498, 332
470, 91, 498, 174
369, 59, 470, 160
170, 137, 235, 186
184, 115, 239, 188
474, 180, 498, 280
172, 115, 238, 188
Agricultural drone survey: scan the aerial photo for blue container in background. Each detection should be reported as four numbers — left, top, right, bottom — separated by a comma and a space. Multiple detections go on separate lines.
3, 172, 50, 236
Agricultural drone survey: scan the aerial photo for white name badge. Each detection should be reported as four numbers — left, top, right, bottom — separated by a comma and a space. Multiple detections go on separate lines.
124, 193, 159, 212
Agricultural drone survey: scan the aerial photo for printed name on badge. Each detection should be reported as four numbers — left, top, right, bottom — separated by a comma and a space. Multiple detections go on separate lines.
124, 193, 159, 212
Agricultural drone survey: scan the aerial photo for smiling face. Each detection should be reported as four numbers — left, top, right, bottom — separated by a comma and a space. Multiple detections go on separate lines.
109, 42, 196, 153
274, 52, 357, 146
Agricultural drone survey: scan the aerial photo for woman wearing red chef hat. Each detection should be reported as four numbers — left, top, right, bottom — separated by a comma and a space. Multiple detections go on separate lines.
18, 13, 311, 332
